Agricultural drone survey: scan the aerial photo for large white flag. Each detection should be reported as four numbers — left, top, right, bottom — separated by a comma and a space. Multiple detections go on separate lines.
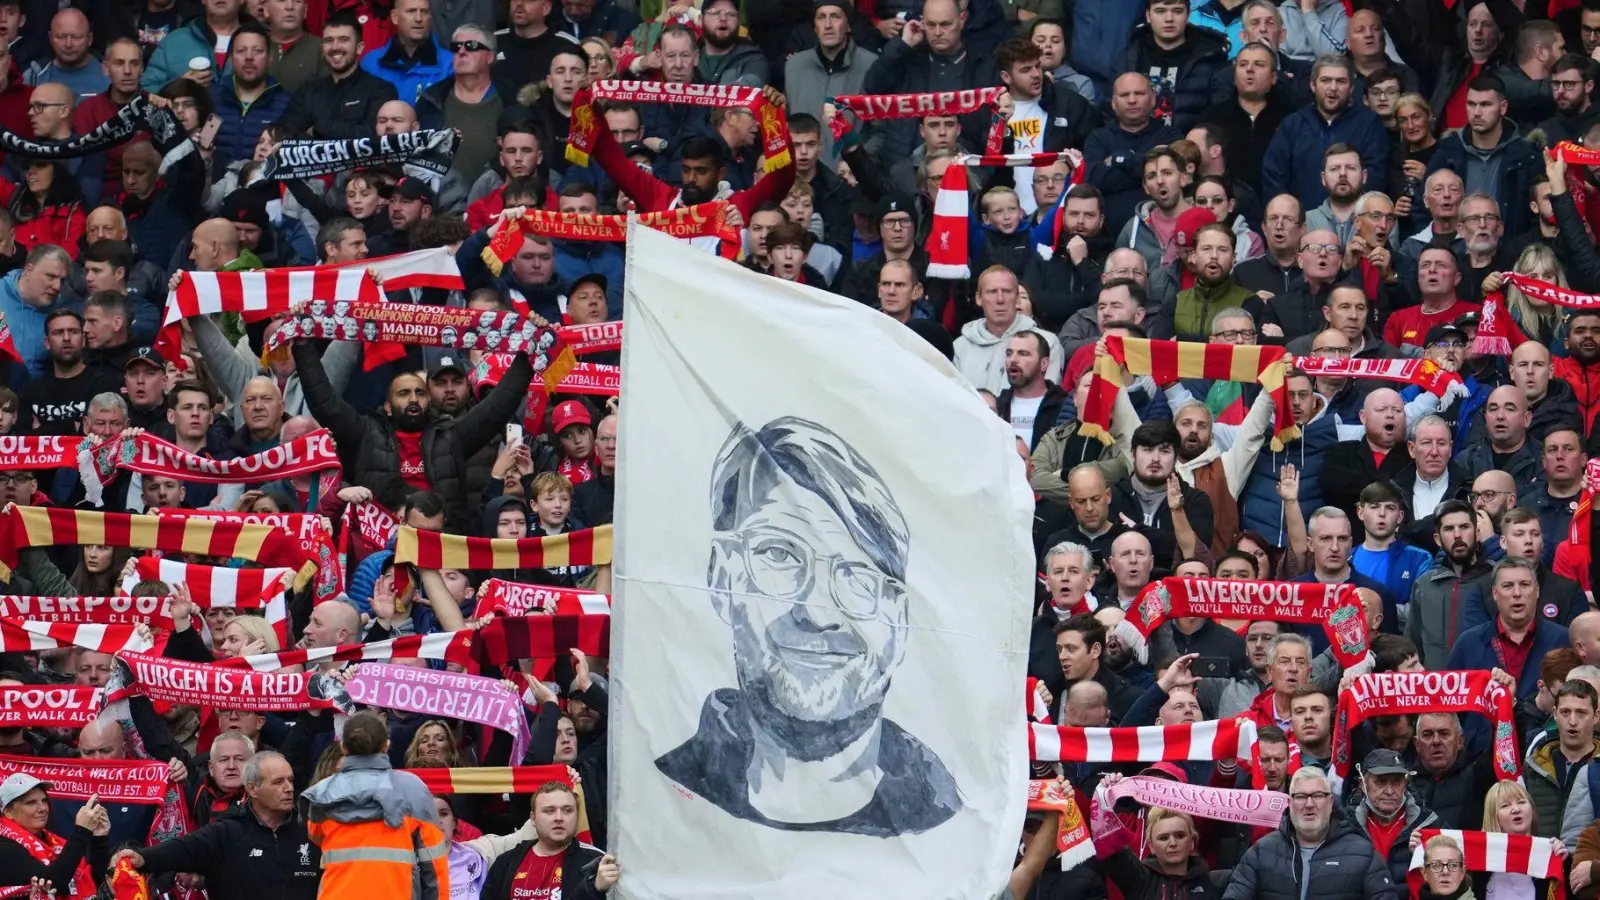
610, 224, 1034, 899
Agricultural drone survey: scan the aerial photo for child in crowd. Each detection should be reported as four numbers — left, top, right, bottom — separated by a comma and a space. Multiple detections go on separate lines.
530, 472, 591, 586
974, 185, 1032, 276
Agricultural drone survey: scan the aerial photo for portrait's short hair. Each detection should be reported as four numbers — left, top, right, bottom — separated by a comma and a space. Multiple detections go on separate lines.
709, 417, 909, 580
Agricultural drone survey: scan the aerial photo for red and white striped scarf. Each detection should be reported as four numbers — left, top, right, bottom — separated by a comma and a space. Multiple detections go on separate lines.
957, 150, 1081, 168
212, 629, 474, 672
1025, 676, 1052, 724
471, 578, 610, 618
340, 500, 400, 562
149, 508, 343, 602
0, 618, 154, 654
1030, 718, 1258, 763
122, 557, 292, 644
1406, 831, 1565, 900
926, 162, 971, 280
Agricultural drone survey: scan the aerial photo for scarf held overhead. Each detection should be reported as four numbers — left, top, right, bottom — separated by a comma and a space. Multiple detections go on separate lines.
122, 557, 291, 644
1406, 830, 1566, 900
1028, 779, 1095, 870
1294, 355, 1464, 397
567, 81, 789, 171
472, 578, 610, 618
214, 629, 475, 673
394, 524, 614, 571
405, 764, 592, 843
252, 129, 458, 182
0, 506, 315, 590
109, 651, 331, 712
1030, 718, 1258, 763
1082, 337, 1298, 449
146, 509, 342, 603
1334, 670, 1518, 779
346, 663, 529, 764
0, 754, 170, 804
470, 612, 611, 667
0, 594, 174, 629
1102, 776, 1289, 828
828, 89, 1006, 155
1128, 578, 1369, 669
80, 428, 342, 507
0, 685, 101, 729
480, 202, 739, 276
0, 618, 154, 654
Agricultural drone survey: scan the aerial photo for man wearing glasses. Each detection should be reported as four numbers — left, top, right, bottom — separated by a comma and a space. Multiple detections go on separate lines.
1224, 766, 1398, 900
655, 416, 960, 838
416, 26, 514, 181
1537, 54, 1598, 145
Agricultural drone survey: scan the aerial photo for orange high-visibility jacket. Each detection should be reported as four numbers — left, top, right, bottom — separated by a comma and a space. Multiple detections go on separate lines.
302, 754, 450, 900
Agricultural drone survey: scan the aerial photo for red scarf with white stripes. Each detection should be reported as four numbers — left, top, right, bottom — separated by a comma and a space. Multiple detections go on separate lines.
1127, 578, 1369, 669
1406, 830, 1565, 900
1029, 718, 1258, 762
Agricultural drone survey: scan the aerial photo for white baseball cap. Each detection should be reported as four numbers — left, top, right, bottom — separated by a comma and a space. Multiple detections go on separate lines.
0, 773, 50, 808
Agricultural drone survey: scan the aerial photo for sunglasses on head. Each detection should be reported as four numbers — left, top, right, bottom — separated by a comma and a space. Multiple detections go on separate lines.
451, 39, 490, 52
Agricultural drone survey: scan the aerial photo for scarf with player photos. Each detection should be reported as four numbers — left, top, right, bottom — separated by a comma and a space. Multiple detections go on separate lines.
79, 428, 342, 507
1333, 670, 1518, 780
480, 202, 740, 276
1126, 578, 1370, 669
1082, 336, 1298, 450
567, 81, 790, 172
1295, 355, 1464, 397
251, 129, 458, 182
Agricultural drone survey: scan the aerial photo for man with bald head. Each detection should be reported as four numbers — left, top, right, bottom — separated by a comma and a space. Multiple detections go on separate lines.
1084, 72, 1182, 232
1043, 463, 1131, 570
304, 599, 361, 653
1106, 530, 1154, 609
50, 719, 161, 846
190, 219, 252, 273
1323, 388, 1413, 536
15, 81, 105, 205
1572, 612, 1600, 666
365, 97, 466, 211
1471, 469, 1520, 538
1467, 341, 1582, 447
24, 10, 105, 97
1461, 385, 1544, 491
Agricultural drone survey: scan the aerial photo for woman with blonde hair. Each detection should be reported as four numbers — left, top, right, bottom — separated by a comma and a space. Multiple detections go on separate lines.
1064, 777, 1228, 900
216, 615, 279, 659
1477, 781, 1565, 898
403, 721, 464, 769
1417, 834, 1473, 900
1482, 245, 1568, 353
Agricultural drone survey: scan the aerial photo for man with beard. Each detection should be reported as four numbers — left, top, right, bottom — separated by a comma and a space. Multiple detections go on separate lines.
294, 336, 534, 534
1471, 468, 1520, 539
426, 358, 472, 418
1429, 76, 1542, 238
1086, 73, 1181, 234
1161, 393, 1276, 554
1197, 42, 1292, 196
1384, 248, 1481, 349
1521, 425, 1588, 558
1461, 385, 1544, 491
279, 14, 399, 138
1108, 419, 1214, 567
1323, 389, 1414, 532
1235, 194, 1307, 299
1117, 147, 1193, 274
696, 0, 765, 86
1392, 411, 1471, 550
1555, 310, 1600, 435
1022, 185, 1112, 332
19, 309, 117, 435
1539, 54, 1600, 146
1450, 194, 1514, 305
998, 38, 1098, 219
1263, 55, 1388, 210
1351, 480, 1437, 614
1408, 500, 1495, 669
997, 332, 1066, 451
1305, 145, 1367, 243
211, 24, 291, 169
1165, 221, 1263, 341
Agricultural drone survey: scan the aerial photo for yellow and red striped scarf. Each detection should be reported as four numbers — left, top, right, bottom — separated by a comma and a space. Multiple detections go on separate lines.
405, 765, 592, 842
0, 506, 316, 588
393, 524, 613, 571
1080, 336, 1298, 450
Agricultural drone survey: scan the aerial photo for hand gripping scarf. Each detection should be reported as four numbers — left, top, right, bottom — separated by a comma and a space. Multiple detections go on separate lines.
1333, 670, 1518, 779
1478, 271, 1600, 356
121, 556, 292, 644
1295, 355, 1464, 397
109, 651, 336, 712
1081, 336, 1298, 449
0, 94, 178, 160
1407, 830, 1566, 900
212, 629, 476, 673
0, 685, 101, 729
567, 81, 790, 172
0, 595, 174, 630
340, 500, 400, 561
480, 202, 739, 276
827, 89, 1007, 156
470, 612, 611, 667
110, 856, 148, 900
347, 662, 530, 763
0, 505, 317, 590
472, 578, 610, 619
250, 128, 458, 182
1029, 717, 1258, 763
1127, 578, 1370, 669
1100, 775, 1290, 828
0, 810, 93, 899
0, 435, 83, 470
79, 428, 342, 508
1028, 779, 1095, 870
1025, 677, 1052, 724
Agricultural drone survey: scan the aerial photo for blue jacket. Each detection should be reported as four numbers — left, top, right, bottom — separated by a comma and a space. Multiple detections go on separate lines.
1261, 103, 1390, 210
1402, 373, 1491, 449
1190, 0, 1246, 57
554, 240, 623, 320
359, 35, 453, 106
1240, 403, 1339, 547
1352, 542, 1435, 610
0, 269, 62, 380
1072, 0, 1141, 92
141, 20, 234, 93
1447, 618, 1569, 701
209, 78, 291, 170
1426, 123, 1542, 239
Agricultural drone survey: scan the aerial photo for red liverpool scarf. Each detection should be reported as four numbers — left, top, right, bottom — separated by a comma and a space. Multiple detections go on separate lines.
148, 509, 342, 603
109, 651, 332, 712
1028, 779, 1095, 870
481, 202, 739, 276
828, 89, 1006, 155
470, 613, 611, 667
212, 629, 476, 672
560, 321, 622, 356
1082, 336, 1298, 449
1295, 355, 1464, 397
1406, 831, 1566, 900
567, 81, 790, 172
472, 578, 610, 618
79, 429, 342, 507
1030, 718, 1258, 762
0, 436, 81, 469
0, 594, 175, 630
0, 686, 100, 729
109, 856, 147, 900
926, 163, 971, 280
124, 557, 291, 644
1127, 578, 1370, 669
0, 619, 153, 654
341, 500, 399, 561
0, 813, 93, 899
0, 755, 170, 806
1333, 670, 1518, 779
0, 506, 316, 590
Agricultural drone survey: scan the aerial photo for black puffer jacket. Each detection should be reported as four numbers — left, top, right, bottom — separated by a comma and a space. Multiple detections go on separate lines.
1221, 808, 1399, 900
293, 340, 534, 534
1411, 748, 1497, 831
1102, 849, 1229, 900
1111, 24, 1231, 132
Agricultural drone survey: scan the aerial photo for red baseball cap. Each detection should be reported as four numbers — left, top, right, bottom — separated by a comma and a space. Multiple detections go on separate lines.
1173, 207, 1218, 250
551, 400, 592, 434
